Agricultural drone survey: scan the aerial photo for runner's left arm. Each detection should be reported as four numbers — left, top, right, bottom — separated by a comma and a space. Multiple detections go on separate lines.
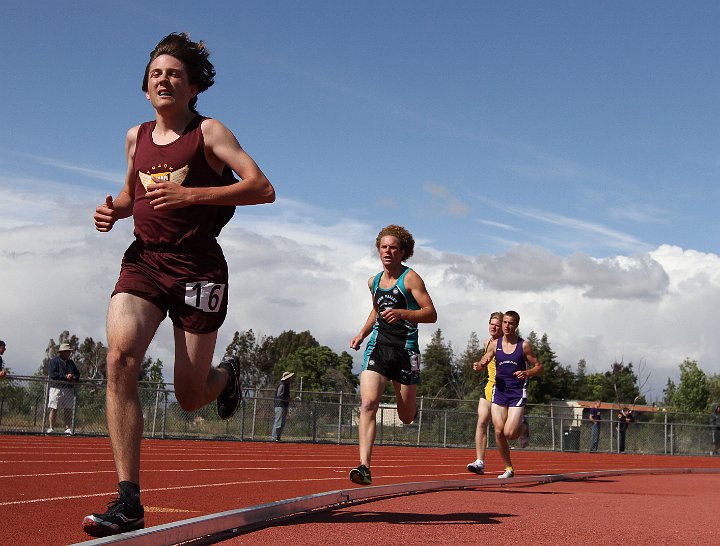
379, 270, 437, 325
146, 118, 275, 209
514, 341, 544, 379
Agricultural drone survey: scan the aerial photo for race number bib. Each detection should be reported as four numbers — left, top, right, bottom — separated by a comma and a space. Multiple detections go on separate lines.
410, 352, 422, 373
185, 282, 226, 313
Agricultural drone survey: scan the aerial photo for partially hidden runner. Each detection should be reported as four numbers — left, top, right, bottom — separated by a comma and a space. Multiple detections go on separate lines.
467, 311, 503, 474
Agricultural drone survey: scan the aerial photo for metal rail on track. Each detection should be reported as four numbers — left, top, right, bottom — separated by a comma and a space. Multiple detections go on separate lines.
74, 467, 720, 546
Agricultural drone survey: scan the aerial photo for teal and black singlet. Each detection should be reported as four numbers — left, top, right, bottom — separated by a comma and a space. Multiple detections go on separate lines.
366, 266, 420, 351
361, 266, 422, 385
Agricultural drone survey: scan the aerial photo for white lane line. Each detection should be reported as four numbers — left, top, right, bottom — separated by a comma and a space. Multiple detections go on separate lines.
0, 472, 476, 507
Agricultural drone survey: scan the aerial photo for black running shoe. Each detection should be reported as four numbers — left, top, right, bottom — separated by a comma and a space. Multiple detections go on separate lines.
349, 464, 372, 485
217, 356, 242, 419
82, 495, 144, 537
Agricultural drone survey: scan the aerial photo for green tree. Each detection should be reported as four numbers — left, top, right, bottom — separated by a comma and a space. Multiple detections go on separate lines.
455, 331, 484, 399
662, 378, 677, 407
275, 345, 357, 393
708, 374, 720, 406
331, 351, 357, 392
266, 330, 319, 362
526, 332, 573, 404
223, 329, 274, 388
602, 361, 643, 407
139, 357, 165, 387
75, 337, 108, 379
418, 329, 455, 405
573, 359, 589, 400
584, 372, 605, 402
0, 371, 27, 415
671, 359, 710, 412
40, 332, 164, 381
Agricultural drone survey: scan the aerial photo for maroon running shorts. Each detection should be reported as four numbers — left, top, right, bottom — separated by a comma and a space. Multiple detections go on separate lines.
112, 239, 229, 334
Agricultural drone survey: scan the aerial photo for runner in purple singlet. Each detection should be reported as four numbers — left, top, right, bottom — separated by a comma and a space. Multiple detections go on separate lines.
476, 311, 543, 478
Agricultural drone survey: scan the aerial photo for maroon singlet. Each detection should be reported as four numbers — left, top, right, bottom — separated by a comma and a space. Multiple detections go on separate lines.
112, 116, 234, 333
132, 116, 235, 247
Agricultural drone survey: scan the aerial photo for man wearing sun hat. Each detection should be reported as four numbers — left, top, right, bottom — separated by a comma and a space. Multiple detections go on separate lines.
47, 342, 80, 434
0, 340, 7, 378
272, 371, 295, 442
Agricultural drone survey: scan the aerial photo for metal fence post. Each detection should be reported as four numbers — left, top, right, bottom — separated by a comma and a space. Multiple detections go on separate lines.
33, 397, 40, 427
240, 398, 246, 441
161, 390, 168, 439
379, 406, 384, 445
443, 410, 447, 448
670, 423, 674, 455
151, 384, 161, 439
315, 402, 320, 443
337, 392, 343, 444
416, 396, 424, 447
251, 395, 257, 440
70, 390, 77, 433
41, 379, 49, 433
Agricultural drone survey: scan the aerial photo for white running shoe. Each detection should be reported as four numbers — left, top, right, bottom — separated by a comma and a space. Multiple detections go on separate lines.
65, 428, 73, 435
498, 469, 514, 479
467, 460, 485, 474
46, 428, 54, 433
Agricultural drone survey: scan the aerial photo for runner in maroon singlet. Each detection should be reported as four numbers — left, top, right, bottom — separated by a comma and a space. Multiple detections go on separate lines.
83, 33, 275, 538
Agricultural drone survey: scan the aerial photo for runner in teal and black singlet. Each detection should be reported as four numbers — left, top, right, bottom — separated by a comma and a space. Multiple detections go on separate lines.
363, 266, 421, 385
349, 225, 437, 486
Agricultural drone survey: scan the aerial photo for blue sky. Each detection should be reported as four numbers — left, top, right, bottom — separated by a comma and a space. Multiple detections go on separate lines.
1, 2, 719, 401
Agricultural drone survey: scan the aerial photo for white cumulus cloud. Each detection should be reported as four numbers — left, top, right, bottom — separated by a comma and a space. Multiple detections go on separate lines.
1, 184, 717, 403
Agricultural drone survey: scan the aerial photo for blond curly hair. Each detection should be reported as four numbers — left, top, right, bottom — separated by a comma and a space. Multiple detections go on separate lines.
489, 312, 504, 323
375, 224, 415, 261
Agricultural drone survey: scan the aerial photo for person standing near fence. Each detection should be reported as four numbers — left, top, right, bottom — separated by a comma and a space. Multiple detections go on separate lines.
711, 404, 720, 456
348, 224, 437, 486
617, 407, 633, 453
475, 310, 543, 478
0, 340, 6, 378
467, 311, 503, 474
588, 400, 601, 452
82, 32, 275, 538
46, 343, 80, 434
272, 372, 294, 442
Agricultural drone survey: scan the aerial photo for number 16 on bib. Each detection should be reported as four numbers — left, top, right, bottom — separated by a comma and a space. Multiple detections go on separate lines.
185, 281, 226, 313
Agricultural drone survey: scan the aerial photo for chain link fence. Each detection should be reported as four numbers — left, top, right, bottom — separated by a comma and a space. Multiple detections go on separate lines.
0, 375, 717, 456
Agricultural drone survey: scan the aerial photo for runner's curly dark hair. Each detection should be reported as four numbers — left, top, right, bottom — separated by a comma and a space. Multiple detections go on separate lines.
142, 32, 215, 114
375, 224, 415, 261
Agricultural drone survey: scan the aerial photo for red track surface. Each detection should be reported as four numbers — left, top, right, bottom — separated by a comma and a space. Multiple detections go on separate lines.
1, 434, 718, 545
